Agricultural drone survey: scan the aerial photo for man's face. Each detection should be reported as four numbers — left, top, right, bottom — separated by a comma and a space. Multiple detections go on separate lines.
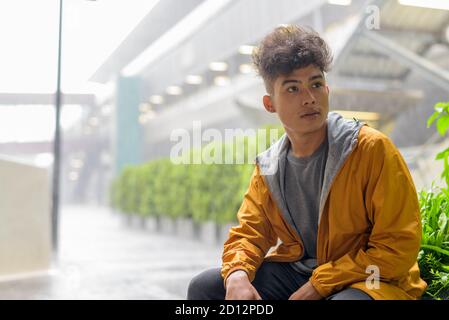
263, 65, 329, 136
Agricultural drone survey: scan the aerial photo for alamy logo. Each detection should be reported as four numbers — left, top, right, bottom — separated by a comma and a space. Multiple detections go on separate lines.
365, 265, 380, 289
365, 5, 380, 30
169, 121, 281, 166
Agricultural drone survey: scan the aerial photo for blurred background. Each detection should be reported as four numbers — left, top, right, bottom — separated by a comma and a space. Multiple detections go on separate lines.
0, 0, 448, 299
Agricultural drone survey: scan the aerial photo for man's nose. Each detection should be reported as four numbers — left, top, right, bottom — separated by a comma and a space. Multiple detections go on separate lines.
302, 88, 316, 106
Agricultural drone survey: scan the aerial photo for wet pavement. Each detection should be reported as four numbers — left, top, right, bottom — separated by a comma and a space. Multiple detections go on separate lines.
0, 206, 222, 300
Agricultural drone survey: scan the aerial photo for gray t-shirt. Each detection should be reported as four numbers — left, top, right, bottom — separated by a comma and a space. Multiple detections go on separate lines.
284, 137, 328, 276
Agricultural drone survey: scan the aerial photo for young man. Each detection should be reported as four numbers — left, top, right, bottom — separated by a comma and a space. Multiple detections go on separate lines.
187, 25, 427, 300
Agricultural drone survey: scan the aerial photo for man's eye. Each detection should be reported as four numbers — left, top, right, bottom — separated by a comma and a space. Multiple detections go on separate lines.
287, 86, 298, 93
312, 82, 323, 88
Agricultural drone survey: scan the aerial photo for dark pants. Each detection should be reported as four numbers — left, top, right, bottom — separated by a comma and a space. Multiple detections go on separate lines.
187, 262, 372, 300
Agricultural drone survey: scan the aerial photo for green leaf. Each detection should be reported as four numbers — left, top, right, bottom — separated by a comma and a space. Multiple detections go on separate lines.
434, 102, 449, 113
436, 147, 449, 160
436, 116, 449, 136
421, 244, 449, 257
428, 111, 440, 128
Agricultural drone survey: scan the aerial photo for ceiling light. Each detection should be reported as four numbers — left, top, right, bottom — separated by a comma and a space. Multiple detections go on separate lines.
185, 75, 203, 85
139, 114, 149, 124
149, 95, 164, 104
139, 103, 152, 113
139, 110, 156, 124
214, 76, 230, 86
70, 159, 84, 169
209, 62, 228, 72
146, 110, 156, 119
328, 0, 352, 5
238, 45, 255, 55
166, 86, 183, 95
398, 0, 449, 10
239, 64, 254, 74
69, 171, 79, 181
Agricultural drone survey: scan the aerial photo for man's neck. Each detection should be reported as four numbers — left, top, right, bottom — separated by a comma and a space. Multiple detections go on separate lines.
286, 124, 327, 158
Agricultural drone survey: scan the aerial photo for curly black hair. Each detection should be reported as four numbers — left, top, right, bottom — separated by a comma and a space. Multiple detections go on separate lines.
252, 25, 333, 94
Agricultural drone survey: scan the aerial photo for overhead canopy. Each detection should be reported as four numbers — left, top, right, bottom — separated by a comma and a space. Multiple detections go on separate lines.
88, 0, 449, 157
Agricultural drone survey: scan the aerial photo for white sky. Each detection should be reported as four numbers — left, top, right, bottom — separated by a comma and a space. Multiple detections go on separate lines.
0, 105, 83, 143
0, 0, 159, 142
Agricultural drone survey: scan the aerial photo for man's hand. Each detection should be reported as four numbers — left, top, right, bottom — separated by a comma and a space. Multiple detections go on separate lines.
288, 281, 323, 300
225, 270, 262, 300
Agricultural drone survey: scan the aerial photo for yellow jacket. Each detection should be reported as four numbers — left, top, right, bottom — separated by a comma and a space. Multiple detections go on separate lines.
221, 112, 427, 300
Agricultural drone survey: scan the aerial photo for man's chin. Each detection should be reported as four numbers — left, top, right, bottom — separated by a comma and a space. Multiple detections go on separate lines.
295, 122, 327, 136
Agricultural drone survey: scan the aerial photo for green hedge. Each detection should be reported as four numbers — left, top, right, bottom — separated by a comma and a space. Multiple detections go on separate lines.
109, 126, 283, 224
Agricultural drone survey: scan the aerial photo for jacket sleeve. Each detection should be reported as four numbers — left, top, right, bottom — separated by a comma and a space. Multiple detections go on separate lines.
221, 165, 277, 286
309, 136, 422, 297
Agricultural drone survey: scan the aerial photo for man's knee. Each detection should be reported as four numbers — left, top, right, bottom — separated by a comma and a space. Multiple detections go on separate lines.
326, 288, 373, 300
187, 268, 224, 300
187, 271, 209, 300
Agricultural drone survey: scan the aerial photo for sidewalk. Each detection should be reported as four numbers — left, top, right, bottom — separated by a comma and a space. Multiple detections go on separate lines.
0, 206, 222, 299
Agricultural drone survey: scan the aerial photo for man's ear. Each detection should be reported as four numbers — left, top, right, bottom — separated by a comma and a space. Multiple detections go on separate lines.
263, 95, 276, 113
325, 85, 330, 94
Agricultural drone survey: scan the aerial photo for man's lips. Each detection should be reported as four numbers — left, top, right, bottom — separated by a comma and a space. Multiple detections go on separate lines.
300, 111, 320, 118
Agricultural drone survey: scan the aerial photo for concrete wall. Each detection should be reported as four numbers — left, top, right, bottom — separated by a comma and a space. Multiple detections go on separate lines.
0, 156, 51, 280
